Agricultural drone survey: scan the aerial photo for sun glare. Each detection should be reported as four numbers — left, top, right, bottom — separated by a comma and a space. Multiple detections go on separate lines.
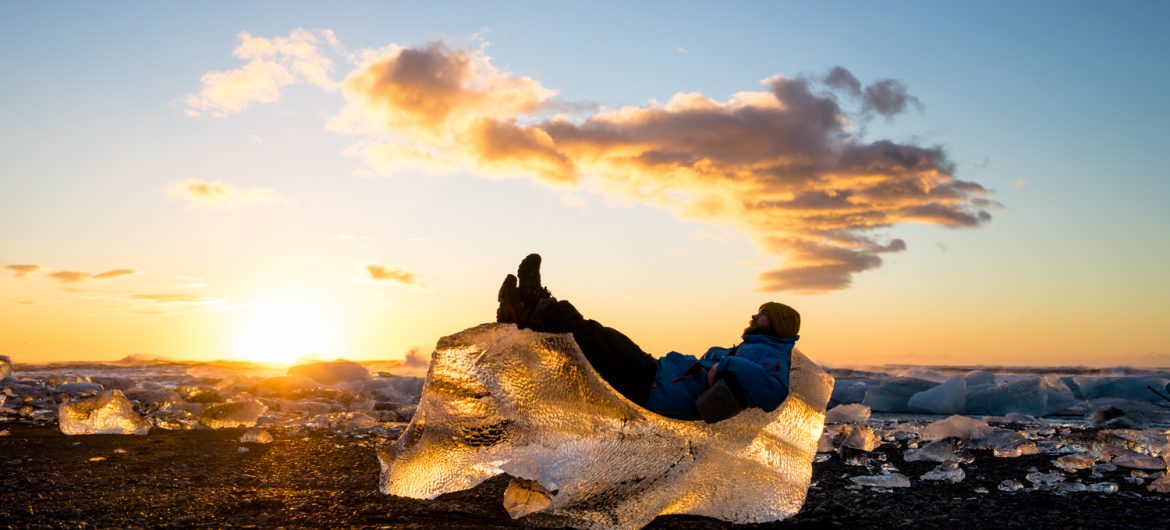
231, 299, 340, 365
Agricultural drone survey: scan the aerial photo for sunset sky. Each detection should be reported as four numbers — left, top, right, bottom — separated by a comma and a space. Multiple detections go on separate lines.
2, 2, 1168, 368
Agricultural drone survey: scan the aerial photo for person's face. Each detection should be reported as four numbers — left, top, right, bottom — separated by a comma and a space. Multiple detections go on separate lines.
743, 309, 771, 336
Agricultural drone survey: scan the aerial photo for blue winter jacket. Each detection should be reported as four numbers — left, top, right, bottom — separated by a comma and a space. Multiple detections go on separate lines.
642, 333, 796, 420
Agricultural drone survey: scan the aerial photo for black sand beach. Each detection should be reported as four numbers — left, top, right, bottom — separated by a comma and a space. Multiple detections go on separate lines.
2, 426, 1166, 529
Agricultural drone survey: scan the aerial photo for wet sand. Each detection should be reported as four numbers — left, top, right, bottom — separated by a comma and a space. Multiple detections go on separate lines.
2, 426, 1167, 529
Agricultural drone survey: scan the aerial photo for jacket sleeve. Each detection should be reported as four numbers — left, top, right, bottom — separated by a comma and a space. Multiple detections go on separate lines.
713, 355, 790, 412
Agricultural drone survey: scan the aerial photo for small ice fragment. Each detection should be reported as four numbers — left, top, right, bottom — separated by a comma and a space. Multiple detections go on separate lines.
920, 461, 966, 483
0, 355, 11, 379
238, 446, 249, 453
55, 382, 104, 397
113, 448, 127, 454
1091, 404, 1150, 429
1089, 482, 1119, 493
1125, 476, 1146, 485
824, 403, 871, 424
814, 453, 832, 463
240, 427, 274, 444
1025, 471, 1066, 487
502, 478, 554, 519
850, 473, 911, 488
1001, 413, 1040, 424
907, 374, 966, 415
1150, 474, 1170, 493
841, 425, 881, 452
974, 486, 989, 494
200, 399, 267, 429
1131, 470, 1150, 479
0, 430, 8, 436
1053, 454, 1097, 472
919, 415, 993, 441
904, 439, 971, 463
1111, 452, 1165, 470
1055, 481, 1087, 493
59, 390, 151, 435
1091, 463, 1117, 473
88, 456, 106, 462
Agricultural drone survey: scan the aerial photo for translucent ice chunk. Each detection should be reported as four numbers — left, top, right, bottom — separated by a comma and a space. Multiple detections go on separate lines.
920, 461, 965, 483
849, 473, 910, 488
965, 378, 1051, 416
998, 479, 1024, 492
1111, 452, 1165, 470
919, 415, 992, 441
200, 399, 267, 429
240, 427, 274, 443
1147, 474, 1170, 493
862, 378, 938, 412
377, 324, 834, 529
503, 478, 554, 519
907, 374, 966, 415
1053, 454, 1097, 472
841, 425, 881, 452
55, 382, 104, 397
0, 355, 11, 379
1025, 471, 1066, 487
824, 403, 871, 424
1089, 482, 1119, 493
904, 439, 972, 463
58, 390, 150, 435
1091, 404, 1151, 429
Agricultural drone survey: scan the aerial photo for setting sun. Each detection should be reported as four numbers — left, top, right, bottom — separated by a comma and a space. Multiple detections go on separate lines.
231, 299, 340, 365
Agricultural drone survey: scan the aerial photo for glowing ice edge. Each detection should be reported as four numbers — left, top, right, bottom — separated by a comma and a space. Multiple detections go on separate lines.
378, 323, 834, 529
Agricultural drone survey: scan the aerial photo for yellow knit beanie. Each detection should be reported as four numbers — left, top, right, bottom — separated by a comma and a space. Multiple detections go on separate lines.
760, 302, 800, 338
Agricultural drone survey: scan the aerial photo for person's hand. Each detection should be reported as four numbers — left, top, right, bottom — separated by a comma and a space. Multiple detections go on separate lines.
707, 365, 719, 386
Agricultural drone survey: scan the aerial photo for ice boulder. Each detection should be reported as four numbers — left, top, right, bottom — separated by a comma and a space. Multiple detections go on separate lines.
377, 324, 834, 529
862, 378, 938, 412
919, 415, 993, 441
824, 403, 871, 424
288, 360, 370, 385
58, 390, 150, 435
907, 374, 966, 415
200, 399, 268, 428
965, 378, 1054, 416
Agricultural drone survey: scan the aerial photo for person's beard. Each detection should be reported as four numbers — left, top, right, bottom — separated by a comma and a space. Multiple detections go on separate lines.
743, 321, 771, 337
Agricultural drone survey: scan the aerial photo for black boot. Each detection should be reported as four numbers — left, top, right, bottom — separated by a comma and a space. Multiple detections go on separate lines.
517, 253, 552, 308
496, 274, 522, 324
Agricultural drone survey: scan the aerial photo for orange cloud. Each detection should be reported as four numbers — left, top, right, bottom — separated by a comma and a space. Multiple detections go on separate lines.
5, 264, 40, 277
365, 264, 422, 286
185, 29, 339, 117
201, 34, 995, 292
332, 47, 992, 292
166, 178, 287, 207
47, 271, 91, 283
92, 269, 138, 280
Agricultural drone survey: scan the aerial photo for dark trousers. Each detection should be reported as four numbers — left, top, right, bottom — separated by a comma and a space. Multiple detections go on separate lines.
534, 300, 659, 405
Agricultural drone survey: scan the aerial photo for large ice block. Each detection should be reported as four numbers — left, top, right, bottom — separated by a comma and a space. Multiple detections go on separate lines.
377, 323, 834, 529
58, 390, 151, 435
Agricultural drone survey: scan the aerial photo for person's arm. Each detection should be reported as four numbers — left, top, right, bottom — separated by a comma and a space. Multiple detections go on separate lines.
710, 355, 790, 412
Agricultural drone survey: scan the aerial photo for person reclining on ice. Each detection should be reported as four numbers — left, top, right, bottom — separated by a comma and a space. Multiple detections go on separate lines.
496, 254, 799, 423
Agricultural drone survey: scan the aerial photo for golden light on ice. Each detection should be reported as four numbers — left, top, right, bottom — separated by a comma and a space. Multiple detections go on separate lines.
231, 299, 340, 365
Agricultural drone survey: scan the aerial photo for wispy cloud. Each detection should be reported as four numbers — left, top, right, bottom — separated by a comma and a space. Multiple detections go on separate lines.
165, 178, 288, 208
47, 270, 93, 284
365, 264, 423, 287
92, 269, 138, 280
185, 29, 340, 117
5, 264, 40, 277
130, 293, 214, 303
196, 34, 995, 292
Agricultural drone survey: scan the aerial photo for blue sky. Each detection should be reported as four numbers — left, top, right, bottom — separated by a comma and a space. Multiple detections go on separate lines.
1, 2, 1167, 366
